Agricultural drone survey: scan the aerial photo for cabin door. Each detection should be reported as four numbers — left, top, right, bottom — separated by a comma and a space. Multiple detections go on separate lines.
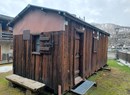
74, 32, 83, 85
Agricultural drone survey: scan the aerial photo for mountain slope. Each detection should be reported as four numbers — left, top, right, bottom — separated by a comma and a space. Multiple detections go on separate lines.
91, 23, 130, 48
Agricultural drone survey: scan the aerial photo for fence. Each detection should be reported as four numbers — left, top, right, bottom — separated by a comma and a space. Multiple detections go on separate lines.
117, 51, 130, 64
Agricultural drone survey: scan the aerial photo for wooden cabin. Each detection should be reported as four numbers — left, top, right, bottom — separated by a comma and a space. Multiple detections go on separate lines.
9, 4, 110, 94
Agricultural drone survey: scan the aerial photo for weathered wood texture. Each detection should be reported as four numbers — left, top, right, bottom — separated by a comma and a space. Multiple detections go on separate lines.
13, 21, 108, 94
13, 31, 64, 93
6, 74, 45, 92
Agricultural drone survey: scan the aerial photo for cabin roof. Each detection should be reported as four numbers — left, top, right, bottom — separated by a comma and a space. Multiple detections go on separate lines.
8, 4, 110, 36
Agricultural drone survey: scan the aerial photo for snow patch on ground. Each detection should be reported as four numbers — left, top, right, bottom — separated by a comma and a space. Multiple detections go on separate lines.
117, 62, 124, 66
118, 59, 130, 67
0, 65, 12, 73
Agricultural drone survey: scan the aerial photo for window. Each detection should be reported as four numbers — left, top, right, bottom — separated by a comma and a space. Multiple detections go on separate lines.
97, 32, 99, 40
92, 31, 99, 53
93, 37, 98, 53
32, 35, 40, 52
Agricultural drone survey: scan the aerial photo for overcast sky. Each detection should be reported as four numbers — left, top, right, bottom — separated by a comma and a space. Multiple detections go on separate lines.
0, 0, 130, 26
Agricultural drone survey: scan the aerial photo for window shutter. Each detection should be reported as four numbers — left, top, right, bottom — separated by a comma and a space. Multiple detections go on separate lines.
40, 33, 53, 54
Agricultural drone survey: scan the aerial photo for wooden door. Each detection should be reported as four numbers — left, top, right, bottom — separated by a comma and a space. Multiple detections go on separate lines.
74, 32, 83, 84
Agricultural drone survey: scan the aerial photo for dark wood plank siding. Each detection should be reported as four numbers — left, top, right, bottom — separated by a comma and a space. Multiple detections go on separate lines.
62, 20, 109, 90
13, 22, 109, 94
62, 26, 69, 92
13, 31, 64, 93
85, 29, 93, 77
67, 21, 75, 89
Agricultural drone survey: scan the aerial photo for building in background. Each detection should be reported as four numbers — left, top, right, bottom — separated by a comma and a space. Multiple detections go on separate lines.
0, 14, 13, 64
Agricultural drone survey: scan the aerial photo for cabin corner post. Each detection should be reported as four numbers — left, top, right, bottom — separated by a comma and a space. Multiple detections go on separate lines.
13, 35, 16, 74
68, 21, 74, 89
105, 36, 108, 64
59, 31, 66, 94
61, 30, 70, 93
73, 26, 76, 85
61, 31, 64, 93
58, 85, 62, 95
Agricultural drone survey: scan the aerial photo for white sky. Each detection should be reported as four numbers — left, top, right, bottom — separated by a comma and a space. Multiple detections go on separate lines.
0, 0, 130, 26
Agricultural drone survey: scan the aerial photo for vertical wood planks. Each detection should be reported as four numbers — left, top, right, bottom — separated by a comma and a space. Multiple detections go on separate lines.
13, 27, 109, 94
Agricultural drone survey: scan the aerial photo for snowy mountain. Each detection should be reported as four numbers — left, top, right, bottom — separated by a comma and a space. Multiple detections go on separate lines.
91, 23, 130, 49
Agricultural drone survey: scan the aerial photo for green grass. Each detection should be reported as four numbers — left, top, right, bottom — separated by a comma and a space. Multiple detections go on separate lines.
0, 60, 130, 95
0, 71, 25, 95
67, 59, 130, 95
108, 59, 130, 73
85, 60, 130, 95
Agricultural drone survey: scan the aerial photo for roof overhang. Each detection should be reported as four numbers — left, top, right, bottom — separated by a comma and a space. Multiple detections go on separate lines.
0, 14, 13, 21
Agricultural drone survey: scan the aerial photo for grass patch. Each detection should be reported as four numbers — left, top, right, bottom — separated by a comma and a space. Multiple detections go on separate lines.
0, 60, 130, 95
85, 60, 130, 95
108, 59, 130, 73
67, 59, 130, 95
0, 71, 25, 95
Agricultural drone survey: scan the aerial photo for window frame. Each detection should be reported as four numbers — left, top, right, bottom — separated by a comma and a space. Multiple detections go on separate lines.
93, 37, 98, 53
32, 34, 40, 54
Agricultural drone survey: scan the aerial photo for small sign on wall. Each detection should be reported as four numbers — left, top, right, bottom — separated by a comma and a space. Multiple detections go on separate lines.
23, 30, 30, 40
